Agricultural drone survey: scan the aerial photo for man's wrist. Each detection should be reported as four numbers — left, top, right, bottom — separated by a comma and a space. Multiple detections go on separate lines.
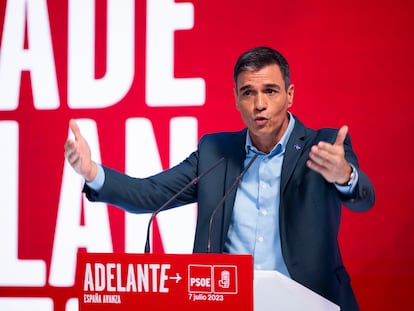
335, 165, 354, 186
84, 162, 98, 183
335, 165, 356, 186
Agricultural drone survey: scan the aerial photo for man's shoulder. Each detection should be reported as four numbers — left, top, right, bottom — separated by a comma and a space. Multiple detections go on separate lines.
199, 129, 247, 143
291, 117, 342, 145
197, 129, 247, 157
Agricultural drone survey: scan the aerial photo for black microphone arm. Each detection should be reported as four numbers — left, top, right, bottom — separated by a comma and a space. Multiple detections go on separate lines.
144, 157, 225, 253
206, 153, 259, 253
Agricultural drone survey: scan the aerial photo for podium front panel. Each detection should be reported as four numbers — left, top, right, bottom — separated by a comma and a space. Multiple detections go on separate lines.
76, 252, 253, 310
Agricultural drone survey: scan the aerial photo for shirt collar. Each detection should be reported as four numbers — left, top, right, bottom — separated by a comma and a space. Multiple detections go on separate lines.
245, 112, 296, 156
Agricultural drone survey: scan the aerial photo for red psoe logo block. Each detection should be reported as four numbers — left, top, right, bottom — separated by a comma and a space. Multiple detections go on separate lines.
188, 265, 212, 293
213, 266, 237, 294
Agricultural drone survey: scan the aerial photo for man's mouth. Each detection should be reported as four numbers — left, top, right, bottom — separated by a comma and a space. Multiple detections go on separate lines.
254, 116, 268, 126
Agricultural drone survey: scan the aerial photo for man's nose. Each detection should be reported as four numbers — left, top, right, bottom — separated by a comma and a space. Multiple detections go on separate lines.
255, 93, 267, 111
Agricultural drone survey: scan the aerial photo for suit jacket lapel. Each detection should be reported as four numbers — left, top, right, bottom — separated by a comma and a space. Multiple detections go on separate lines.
281, 118, 307, 195
221, 129, 247, 247
223, 128, 247, 190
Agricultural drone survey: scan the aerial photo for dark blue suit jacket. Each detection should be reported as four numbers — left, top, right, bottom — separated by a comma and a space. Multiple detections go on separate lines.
84, 116, 375, 310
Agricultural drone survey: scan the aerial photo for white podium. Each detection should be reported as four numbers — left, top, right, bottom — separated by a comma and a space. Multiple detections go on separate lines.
254, 271, 340, 311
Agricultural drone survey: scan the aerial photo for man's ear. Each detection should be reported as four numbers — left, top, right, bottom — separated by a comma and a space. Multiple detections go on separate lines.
287, 84, 294, 107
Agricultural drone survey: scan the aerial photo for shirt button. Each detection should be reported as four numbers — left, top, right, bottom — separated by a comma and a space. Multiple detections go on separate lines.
255, 264, 262, 270
257, 236, 264, 243
261, 209, 268, 216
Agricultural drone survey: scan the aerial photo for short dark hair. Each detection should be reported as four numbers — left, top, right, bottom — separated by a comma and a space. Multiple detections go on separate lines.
233, 46, 291, 90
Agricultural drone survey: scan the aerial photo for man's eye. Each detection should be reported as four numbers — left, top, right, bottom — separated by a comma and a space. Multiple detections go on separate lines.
265, 89, 277, 94
242, 90, 252, 96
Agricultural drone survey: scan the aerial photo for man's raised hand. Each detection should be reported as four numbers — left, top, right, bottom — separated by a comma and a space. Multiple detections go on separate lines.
306, 125, 352, 184
64, 119, 97, 182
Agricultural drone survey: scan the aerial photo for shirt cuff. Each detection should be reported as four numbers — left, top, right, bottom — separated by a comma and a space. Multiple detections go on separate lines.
85, 164, 105, 191
334, 164, 358, 194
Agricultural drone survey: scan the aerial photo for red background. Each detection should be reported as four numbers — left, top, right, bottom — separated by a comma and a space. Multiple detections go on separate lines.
1, 0, 413, 310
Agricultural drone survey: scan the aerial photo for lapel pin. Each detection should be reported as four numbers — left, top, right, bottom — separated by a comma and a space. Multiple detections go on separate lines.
294, 144, 301, 151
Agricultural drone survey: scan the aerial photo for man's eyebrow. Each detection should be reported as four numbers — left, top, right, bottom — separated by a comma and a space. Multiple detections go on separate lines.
239, 85, 252, 92
263, 83, 281, 90
239, 83, 282, 92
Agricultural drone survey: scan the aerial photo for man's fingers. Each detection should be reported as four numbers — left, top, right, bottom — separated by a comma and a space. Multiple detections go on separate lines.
334, 125, 348, 147
309, 145, 326, 166
69, 119, 82, 141
308, 125, 350, 184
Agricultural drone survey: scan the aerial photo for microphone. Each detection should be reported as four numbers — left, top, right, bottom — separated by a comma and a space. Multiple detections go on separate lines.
144, 157, 225, 253
207, 152, 259, 253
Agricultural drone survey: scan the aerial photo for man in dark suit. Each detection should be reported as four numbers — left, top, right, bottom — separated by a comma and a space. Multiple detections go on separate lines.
65, 46, 375, 310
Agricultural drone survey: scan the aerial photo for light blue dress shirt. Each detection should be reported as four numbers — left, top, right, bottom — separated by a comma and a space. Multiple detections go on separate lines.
224, 116, 295, 276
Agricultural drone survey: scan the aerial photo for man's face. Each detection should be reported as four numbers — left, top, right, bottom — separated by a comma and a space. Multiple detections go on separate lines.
235, 63, 294, 152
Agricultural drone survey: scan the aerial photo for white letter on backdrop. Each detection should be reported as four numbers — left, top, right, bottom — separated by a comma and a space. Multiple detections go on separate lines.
49, 119, 113, 286
124, 117, 197, 253
146, 0, 205, 106
0, 121, 46, 286
68, 0, 134, 108
124, 118, 161, 253
0, 0, 59, 110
